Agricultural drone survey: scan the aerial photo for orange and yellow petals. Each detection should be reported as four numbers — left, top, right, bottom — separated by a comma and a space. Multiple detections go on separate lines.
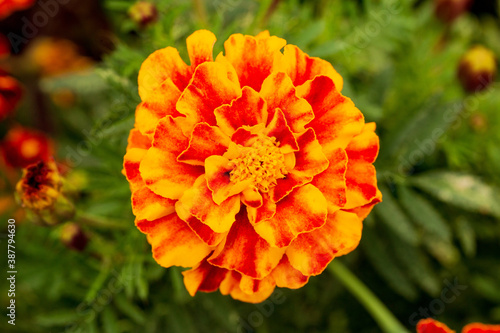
416, 319, 455, 333
132, 186, 175, 221
223, 33, 286, 91
287, 210, 362, 276
0, 127, 53, 169
205, 155, 250, 204
123, 148, 147, 189
186, 30, 216, 69
311, 147, 347, 213
178, 123, 230, 166
137, 215, 211, 268
127, 128, 152, 151
176, 176, 240, 233
231, 275, 276, 304
209, 210, 284, 279
264, 108, 299, 153
293, 128, 329, 176
214, 86, 268, 136
0, 75, 23, 119
138, 46, 190, 100
134, 79, 182, 135
345, 189, 382, 220
297, 76, 364, 155
260, 72, 314, 133
247, 193, 276, 224
176, 62, 241, 132
277, 44, 344, 91
271, 255, 309, 289
343, 124, 380, 210
462, 323, 500, 333
254, 184, 327, 248
241, 187, 263, 208
182, 259, 229, 296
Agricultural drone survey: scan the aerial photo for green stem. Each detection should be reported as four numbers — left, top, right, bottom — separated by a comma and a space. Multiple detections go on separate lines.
328, 260, 409, 333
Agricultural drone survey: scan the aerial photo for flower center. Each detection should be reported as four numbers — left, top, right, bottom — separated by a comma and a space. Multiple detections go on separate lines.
228, 135, 288, 192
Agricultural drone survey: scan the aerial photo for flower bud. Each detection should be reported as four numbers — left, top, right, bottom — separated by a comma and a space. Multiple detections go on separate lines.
434, 0, 473, 23
128, 1, 158, 28
458, 45, 497, 93
15, 159, 75, 226
61, 222, 88, 251
0, 126, 54, 168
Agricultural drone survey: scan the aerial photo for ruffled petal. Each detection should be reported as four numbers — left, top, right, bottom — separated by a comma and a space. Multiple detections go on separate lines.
177, 123, 231, 166
272, 255, 309, 289
176, 175, 240, 233
286, 210, 362, 276
140, 117, 203, 199
209, 209, 284, 279
138, 47, 190, 100
136, 215, 211, 268
297, 76, 364, 155
232, 275, 276, 304
276, 44, 344, 91
182, 258, 229, 295
343, 123, 380, 209
264, 108, 299, 154
311, 147, 347, 213
260, 72, 314, 133
247, 193, 276, 224
123, 147, 147, 189
254, 184, 327, 248
176, 62, 241, 133
127, 128, 152, 151
462, 323, 500, 333
222, 32, 286, 91
175, 202, 227, 246
135, 79, 182, 135
416, 319, 455, 333
214, 86, 268, 136
132, 185, 176, 221
205, 155, 250, 204
345, 189, 382, 220
186, 29, 216, 68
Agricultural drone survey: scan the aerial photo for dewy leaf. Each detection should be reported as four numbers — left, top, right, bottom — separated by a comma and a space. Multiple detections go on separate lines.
411, 171, 500, 218
362, 227, 418, 300
398, 185, 452, 242
374, 185, 419, 245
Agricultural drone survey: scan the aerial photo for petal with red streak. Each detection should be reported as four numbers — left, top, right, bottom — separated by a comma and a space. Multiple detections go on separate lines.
186, 30, 216, 68
222, 33, 286, 91
176, 62, 241, 132
247, 193, 276, 225
260, 72, 314, 133
345, 189, 382, 220
297, 76, 364, 155
132, 185, 175, 221
209, 209, 284, 279
462, 323, 500, 333
127, 128, 152, 151
272, 255, 309, 289
136, 215, 211, 268
176, 176, 240, 233
205, 155, 251, 204
276, 44, 344, 91
264, 108, 299, 153
178, 123, 231, 166
214, 86, 268, 136
254, 184, 327, 248
286, 210, 362, 276
416, 319, 455, 333
182, 259, 229, 296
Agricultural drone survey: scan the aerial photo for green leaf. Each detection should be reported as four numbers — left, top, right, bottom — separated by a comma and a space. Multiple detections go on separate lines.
114, 294, 147, 325
102, 307, 119, 333
454, 216, 476, 257
374, 185, 419, 245
398, 185, 452, 241
411, 171, 500, 218
361, 226, 418, 300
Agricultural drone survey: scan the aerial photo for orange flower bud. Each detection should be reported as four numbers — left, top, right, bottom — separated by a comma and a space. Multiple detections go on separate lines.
0, 126, 54, 168
128, 1, 158, 28
61, 222, 88, 251
458, 45, 497, 93
434, 0, 473, 23
0, 74, 23, 120
15, 159, 75, 226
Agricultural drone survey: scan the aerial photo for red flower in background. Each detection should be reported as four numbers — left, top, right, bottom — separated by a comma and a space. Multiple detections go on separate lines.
0, 72, 23, 120
1, 126, 54, 168
0, 0, 36, 20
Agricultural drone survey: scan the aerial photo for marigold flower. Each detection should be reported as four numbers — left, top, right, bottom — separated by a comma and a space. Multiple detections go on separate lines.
1, 126, 54, 168
458, 45, 497, 93
123, 30, 381, 303
417, 318, 500, 333
15, 159, 74, 225
129, 1, 158, 28
0, 73, 23, 120
0, 0, 35, 20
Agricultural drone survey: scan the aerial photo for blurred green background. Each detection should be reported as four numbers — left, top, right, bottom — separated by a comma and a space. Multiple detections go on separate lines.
1, 0, 500, 332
